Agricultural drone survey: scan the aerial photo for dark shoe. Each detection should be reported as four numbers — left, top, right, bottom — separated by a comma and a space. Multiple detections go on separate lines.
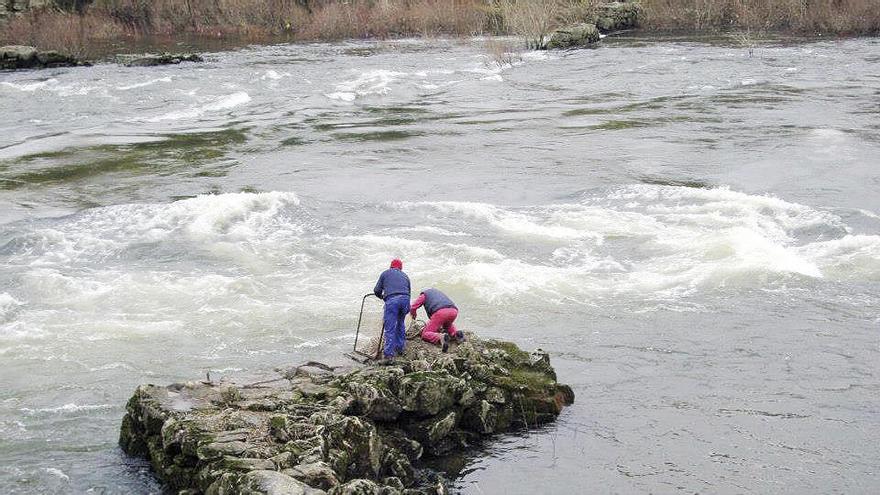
441, 334, 449, 353
455, 331, 466, 343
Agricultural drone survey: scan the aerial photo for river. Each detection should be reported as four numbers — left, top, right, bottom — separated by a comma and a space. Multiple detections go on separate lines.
1, 35, 879, 494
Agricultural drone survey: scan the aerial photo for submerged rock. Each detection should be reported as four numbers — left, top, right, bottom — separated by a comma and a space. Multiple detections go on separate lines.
117, 52, 204, 67
544, 23, 601, 49
120, 336, 573, 494
0, 45, 85, 70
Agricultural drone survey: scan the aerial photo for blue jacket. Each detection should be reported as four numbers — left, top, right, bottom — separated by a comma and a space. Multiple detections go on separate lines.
374, 268, 411, 300
420, 288, 457, 317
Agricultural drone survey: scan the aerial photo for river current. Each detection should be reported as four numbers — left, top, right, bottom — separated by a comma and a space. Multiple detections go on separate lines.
0, 36, 878, 493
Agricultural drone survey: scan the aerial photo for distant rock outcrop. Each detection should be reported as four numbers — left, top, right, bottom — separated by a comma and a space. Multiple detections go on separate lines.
596, 1, 641, 32
119, 336, 574, 494
541, 1, 641, 50
0, 45, 85, 69
544, 23, 601, 49
116, 52, 204, 67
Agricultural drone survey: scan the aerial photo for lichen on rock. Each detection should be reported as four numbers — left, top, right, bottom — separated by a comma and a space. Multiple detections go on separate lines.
119, 336, 574, 494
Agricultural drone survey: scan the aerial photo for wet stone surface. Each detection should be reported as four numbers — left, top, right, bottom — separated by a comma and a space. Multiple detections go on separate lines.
119, 336, 574, 494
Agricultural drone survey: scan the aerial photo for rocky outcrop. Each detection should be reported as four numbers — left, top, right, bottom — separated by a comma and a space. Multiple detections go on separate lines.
0, 45, 85, 69
541, 1, 641, 50
119, 337, 574, 494
596, 1, 641, 32
544, 23, 601, 49
117, 52, 204, 67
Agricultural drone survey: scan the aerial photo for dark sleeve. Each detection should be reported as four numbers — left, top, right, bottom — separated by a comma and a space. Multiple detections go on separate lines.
373, 272, 384, 299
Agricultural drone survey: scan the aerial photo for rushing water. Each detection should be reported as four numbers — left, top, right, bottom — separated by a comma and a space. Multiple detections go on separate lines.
1, 35, 879, 493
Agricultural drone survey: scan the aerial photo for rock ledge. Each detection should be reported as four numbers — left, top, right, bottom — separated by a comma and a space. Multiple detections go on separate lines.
120, 336, 574, 494
1, 45, 86, 70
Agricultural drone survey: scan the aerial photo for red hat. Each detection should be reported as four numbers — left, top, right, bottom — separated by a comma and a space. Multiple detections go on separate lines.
390, 258, 403, 269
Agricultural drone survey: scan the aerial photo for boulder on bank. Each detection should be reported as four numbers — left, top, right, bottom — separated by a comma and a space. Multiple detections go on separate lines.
117, 52, 204, 67
543, 23, 601, 49
119, 336, 574, 494
0, 45, 84, 70
596, 1, 641, 32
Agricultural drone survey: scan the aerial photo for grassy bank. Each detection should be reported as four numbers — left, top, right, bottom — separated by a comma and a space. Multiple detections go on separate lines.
0, 0, 877, 59
641, 0, 880, 34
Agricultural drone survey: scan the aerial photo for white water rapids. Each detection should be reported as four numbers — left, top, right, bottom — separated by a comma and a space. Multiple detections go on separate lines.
1, 36, 879, 493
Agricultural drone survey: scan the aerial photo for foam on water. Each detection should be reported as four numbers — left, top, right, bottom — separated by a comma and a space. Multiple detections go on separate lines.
1, 79, 58, 92
386, 185, 874, 301
1, 186, 877, 349
11, 191, 304, 264
146, 92, 252, 122
20, 403, 113, 415
0, 293, 23, 320
325, 69, 407, 101
797, 235, 880, 280
116, 77, 172, 91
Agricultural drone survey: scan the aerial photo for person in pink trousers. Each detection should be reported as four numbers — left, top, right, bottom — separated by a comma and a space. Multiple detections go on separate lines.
410, 288, 464, 352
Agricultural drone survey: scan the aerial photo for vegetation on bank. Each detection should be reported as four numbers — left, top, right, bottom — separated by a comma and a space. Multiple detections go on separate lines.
643, 0, 880, 34
0, 0, 877, 59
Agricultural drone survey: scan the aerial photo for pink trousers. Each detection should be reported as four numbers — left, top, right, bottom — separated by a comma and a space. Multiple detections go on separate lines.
421, 307, 459, 344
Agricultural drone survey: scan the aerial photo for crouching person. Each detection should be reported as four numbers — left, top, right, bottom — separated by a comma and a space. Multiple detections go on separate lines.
410, 288, 463, 352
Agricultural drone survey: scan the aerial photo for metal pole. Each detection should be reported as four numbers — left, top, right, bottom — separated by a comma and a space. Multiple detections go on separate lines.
353, 293, 375, 352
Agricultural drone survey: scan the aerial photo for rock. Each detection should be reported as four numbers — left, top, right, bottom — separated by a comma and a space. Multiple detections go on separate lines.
285, 462, 340, 490
219, 456, 276, 472
596, 1, 641, 32
117, 52, 204, 67
543, 23, 601, 50
207, 470, 326, 495
120, 336, 573, 494
329, 479, 381, 495
396, 371, 457, 417
461, 400, 496, 434
0, 45, 84, 70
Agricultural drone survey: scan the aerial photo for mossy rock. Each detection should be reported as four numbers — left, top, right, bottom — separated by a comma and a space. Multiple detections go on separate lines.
119, 334, 572, 494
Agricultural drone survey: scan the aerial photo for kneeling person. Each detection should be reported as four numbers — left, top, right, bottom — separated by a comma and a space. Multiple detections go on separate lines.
410, 288, 462, 352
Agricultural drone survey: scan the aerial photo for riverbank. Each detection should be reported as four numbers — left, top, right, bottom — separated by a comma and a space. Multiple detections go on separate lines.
0, 0, 877, 60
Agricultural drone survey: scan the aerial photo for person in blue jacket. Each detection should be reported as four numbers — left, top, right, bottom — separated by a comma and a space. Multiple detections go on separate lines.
373, 258, 411, 359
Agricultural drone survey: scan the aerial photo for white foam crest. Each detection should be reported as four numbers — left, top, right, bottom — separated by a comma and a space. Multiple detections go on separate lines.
623, 227, 822, 297
15, 192, 305, 264
382, 188, 862, 299
605, 185, 844, 242
325, 69, 408, 102
0, 293, 24, 320
147, 92, 251, 122
392, 201, 599, 241
1, 79, 107, 97
797, 235, 880, 280
261, 70, 290, 81
343, 234, 505, 262
1, 79, 58, 91
116, 76, 172, 90
139, 191, 303, 240
20, 403, 113, 415
421, 258, 601, 305
396, 226, 471, 237
88, 361, 136, 372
